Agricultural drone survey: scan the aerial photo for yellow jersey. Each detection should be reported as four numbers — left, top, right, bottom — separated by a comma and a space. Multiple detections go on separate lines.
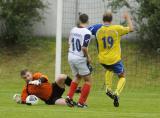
96, 25, 129, 65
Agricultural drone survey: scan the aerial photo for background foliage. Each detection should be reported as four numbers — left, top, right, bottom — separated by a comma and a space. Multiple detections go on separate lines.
0, 0, 47, 46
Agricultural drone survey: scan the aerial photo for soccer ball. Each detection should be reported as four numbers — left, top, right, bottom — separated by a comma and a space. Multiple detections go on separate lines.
26, 95, 39, 105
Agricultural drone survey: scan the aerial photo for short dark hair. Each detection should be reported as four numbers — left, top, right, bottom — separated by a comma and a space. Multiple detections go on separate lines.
103, 12, 112, 22
79, 13, 89, 23
20, 69, 28, 76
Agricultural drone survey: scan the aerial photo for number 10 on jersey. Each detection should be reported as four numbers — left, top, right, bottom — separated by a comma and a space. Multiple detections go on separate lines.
72, 38, 81, 52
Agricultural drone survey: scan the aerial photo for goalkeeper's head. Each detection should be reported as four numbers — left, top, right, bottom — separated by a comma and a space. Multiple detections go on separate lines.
78, 13, 89, 26
103, 11, 112, 23
20, 69, 33, 82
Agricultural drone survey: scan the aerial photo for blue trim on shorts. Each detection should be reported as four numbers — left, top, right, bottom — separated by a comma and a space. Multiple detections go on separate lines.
112, 61, 124, 74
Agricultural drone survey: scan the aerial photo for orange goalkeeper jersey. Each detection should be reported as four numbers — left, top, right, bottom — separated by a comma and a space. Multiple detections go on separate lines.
21, 72, 52, 103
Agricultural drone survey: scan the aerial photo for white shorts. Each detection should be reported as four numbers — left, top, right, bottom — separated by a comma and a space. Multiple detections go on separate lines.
68, 53, 91, 76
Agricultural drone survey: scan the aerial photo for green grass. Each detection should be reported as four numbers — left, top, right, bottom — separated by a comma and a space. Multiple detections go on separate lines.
0, 37, 160, 118
0, 89, 160, 118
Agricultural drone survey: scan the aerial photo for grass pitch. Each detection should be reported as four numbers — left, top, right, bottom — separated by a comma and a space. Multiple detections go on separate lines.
0, 89, 160, 118
0, 37, 160, 118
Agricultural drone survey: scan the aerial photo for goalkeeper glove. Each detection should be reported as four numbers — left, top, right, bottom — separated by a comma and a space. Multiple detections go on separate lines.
28, 80, 41, 85
13, 94, 21, 104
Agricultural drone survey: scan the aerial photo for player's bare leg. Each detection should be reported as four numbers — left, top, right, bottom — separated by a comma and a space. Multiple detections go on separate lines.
55, 74, 72, 88
55, 98, 66, 105
55, 74, 78, 106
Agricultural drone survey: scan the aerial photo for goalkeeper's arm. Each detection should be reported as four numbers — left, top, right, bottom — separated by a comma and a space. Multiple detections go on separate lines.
28, 77, 47, 85
13, 94, 32, 105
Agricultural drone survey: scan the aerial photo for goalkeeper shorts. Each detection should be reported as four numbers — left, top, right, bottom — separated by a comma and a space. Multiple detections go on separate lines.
45, 82, 65, 105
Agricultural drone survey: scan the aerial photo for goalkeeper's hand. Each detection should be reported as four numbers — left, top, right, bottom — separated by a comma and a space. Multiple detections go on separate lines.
13, 94, 21, 104
28, 80, 41, 86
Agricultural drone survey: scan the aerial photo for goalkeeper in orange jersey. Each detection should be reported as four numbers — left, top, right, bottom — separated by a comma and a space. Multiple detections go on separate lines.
13, 69, 74, 105
88, 11, 134, 107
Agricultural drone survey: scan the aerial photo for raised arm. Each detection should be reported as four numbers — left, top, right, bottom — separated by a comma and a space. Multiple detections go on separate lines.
123, 11, 134, 32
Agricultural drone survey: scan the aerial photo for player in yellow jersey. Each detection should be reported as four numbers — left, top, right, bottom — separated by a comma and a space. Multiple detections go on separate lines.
88, 11, 134, 107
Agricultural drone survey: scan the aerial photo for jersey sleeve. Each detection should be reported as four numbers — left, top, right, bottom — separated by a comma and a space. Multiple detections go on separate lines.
21, 86, 28, 104
82, 33, 91, 47
116, 25, 130, 36
88, 24, 102, 36
33, 72, 49, 82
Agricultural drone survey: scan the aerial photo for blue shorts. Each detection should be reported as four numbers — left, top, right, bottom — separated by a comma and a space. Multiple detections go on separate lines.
101, 61, 124, 75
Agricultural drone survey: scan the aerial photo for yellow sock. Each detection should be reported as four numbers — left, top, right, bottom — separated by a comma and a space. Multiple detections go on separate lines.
105, 70, 114, 92
115, 77, 126, 96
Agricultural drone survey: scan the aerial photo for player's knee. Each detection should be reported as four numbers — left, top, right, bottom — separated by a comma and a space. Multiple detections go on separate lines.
56, 74, 67, 81
74, 74, 82, 82
75, 74, 81, 79
83, 75, 92, 84
118, 72, 125, 78
59, 74, 67, 79
55, 74, 67, 84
